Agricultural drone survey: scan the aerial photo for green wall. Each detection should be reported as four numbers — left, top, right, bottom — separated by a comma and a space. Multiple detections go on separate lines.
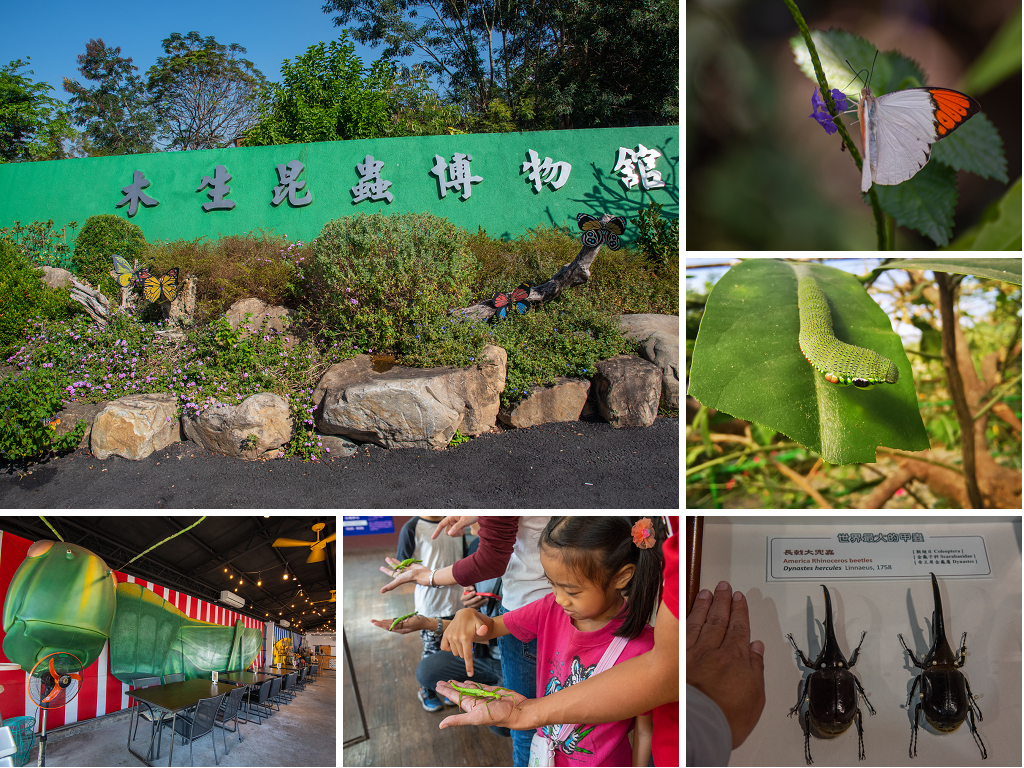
0, 126, 677, 247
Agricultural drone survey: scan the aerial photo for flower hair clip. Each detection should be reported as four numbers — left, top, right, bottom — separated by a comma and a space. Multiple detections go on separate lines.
631, 518, 655, 549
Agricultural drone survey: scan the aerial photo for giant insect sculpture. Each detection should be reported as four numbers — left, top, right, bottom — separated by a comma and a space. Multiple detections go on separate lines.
797, 276, 899, 389
897, 573, 987, 760
2, 540, 262, 683
786, 584, 875, 764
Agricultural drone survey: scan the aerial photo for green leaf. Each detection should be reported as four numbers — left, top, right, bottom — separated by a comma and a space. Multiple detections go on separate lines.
874, 162, 960, 246
688, 260, 928, 465
932, 113, 1008, 183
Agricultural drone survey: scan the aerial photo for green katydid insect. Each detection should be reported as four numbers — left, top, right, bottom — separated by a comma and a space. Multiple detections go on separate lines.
389, 611, 419, 631
446, 680, 519, 719
797, 276, 899, 389
391, 557, 422, 575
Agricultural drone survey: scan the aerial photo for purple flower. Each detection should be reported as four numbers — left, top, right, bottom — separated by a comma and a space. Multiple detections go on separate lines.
809, 87, 849, 135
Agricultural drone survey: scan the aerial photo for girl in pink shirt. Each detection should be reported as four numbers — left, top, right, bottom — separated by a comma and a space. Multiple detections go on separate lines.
443, 516, 664, 766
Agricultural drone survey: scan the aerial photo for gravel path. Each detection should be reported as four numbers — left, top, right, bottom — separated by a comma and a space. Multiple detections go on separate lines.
1, 417, 678, 508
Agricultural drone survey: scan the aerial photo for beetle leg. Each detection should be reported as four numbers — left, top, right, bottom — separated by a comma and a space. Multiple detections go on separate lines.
898, 633, 925, 669
854, 708, 866, 761
853, 675, 875, 715
786, 633, 813, 668
789, 674, 810, 718
964, 676, 983, 721
800, 712, 812, 765
966, 696, 987, 760
955, 631, 969, 668
847, 630, 868, 668
909, 699, 921, 758
904, 674, 919, 710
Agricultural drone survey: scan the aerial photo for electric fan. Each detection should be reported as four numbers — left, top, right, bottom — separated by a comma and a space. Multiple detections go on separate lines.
272, 522, 336, 563
27, 652, 83, 767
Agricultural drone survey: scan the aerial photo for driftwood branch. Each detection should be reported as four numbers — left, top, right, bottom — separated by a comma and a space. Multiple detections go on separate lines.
456, 212, 618, 321
69, 277, 111, 327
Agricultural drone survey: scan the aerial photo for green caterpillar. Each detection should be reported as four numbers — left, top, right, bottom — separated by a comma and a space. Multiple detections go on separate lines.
798, 276, 899, 389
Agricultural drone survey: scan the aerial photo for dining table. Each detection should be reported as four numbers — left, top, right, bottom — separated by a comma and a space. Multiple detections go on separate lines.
128, 678, 238, 767
219, 671, 279, 723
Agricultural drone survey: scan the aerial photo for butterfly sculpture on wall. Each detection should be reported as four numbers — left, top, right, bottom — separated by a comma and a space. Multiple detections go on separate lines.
493, 283, 532, 320
143, 268, 179, 304
111, 255, 150, 288
577, 213, 627, 250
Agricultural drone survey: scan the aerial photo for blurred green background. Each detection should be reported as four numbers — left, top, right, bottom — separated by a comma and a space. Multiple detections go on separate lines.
686, 0, 1021, 249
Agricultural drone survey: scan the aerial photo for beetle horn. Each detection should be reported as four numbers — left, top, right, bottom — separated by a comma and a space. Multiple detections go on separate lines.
930, 572, 947, 645
821, 584, 839, 647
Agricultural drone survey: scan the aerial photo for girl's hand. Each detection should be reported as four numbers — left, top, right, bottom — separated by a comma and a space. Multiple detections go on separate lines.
441, 608, 491, 676
435, 680, 528, 730
370, 615, 424, 635
460, 588, 487, 610
379, 557, 428, 593
430, 516, 477, 539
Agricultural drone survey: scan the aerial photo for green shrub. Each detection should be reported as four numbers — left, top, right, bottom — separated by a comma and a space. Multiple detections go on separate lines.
0, 219, 78, 271
74, 214, 147, 302
304, 212, 478, 356
0, 237, 77, 359
634, 201, 679, 268
0, 368, 87, 464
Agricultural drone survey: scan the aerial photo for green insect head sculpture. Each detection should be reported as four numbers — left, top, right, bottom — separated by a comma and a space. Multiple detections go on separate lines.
2, 541, 117, 671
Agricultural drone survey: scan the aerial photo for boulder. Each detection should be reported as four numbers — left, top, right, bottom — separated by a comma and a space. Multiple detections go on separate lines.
498, 377, 591, 428
618, 314, 679, 409
53, 401, 110, 449
313, 345, 507, 449
317, 434, 359, 459
591, 355, 662, 428
182, 392, 293, 460
39, 266, 75, 290
227, 298, 305, 350
90, 394, 181, 460
167, 276, 198, 325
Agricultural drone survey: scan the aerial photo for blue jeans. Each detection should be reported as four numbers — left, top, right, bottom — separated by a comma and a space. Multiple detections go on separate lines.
497, 606, 538, 767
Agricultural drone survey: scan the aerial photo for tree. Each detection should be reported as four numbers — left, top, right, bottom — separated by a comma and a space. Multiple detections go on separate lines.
145, 31, 266, 150
62, 39, 158, 156
244, 32, 394, 146
321, 0, 679, 131
0, 58, 77, 162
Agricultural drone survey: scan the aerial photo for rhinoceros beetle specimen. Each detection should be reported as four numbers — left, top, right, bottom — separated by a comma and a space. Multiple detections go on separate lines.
898, 572, 987, 760
786, 584, 875, 764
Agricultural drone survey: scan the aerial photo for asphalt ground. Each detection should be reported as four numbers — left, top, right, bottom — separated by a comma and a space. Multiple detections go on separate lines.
1, 416, 679, 508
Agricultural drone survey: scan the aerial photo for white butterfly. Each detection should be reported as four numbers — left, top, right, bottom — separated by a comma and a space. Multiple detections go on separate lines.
857, 85, 980, 193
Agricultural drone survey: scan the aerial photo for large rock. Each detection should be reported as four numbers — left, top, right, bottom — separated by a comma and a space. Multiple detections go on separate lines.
498, 377, 591, 428
183, 392, 293, 460
313, 345, 507, 449
618, 314, 679, 409
39, 266, 75, 290
591, 355, 662, 428
227, 298, 305, 350
90, 394, 180, 460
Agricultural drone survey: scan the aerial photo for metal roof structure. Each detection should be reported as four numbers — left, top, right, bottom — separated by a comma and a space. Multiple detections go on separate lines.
0, 515, 336, 633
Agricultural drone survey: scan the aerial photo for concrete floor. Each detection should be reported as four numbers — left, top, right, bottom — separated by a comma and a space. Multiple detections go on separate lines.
23, 671, 336, 767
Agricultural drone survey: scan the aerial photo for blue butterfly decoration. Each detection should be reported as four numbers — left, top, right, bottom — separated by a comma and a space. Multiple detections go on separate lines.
492, 283, 531, 320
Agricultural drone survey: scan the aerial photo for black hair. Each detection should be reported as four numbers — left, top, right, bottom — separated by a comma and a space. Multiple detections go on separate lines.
539, 516, 664, 640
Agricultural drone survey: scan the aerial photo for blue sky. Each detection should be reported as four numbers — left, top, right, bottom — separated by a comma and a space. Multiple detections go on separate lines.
3, 0, 420, 106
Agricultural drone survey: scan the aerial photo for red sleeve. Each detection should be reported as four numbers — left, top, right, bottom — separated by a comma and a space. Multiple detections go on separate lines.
652, 532, 679, 766
450, 516, 519, 586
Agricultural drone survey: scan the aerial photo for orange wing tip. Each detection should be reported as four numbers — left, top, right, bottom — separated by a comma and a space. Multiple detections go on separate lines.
929, 89, 980, 135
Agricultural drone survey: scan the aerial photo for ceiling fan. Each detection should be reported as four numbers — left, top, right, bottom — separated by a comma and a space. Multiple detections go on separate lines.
272, 522, 336, 563
311, 589, 337, 604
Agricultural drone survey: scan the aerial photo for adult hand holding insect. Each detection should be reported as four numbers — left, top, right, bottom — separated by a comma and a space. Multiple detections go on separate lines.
379, 556, 428, 594
441, 607, 503, 677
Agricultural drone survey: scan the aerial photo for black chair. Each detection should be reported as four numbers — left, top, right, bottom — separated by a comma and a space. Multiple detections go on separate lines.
267, 677, 283, 711
129, 676, 163, 759
310, 663, 319, 682
294, 667, 307, 692
214, 687, 246, 755
162, 672, 185, 684
243, 680, 273, 724
278, 672, 297, 702
171, 693, 226, 767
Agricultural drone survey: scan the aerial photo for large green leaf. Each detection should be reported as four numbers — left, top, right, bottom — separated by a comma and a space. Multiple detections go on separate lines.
688, 260, 928, 464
